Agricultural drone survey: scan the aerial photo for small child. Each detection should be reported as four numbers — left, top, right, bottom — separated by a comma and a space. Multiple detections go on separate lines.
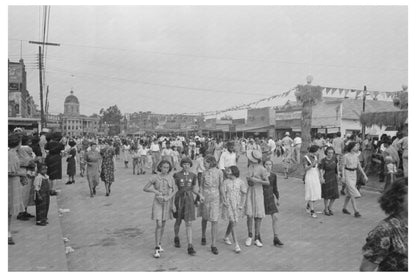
283, 148, 297, 179
384, 155, 397, 192
79, 149, 86, 177
194, 153, 206, 187
138, 144, 148, 175
171, 146, 180, 171
222, 166, 247, 253
33, 164, 50, 226
131, 147, 140, 175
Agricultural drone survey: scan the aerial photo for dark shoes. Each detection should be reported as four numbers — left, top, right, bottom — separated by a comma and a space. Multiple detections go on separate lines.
8, 237, 15, 245
174, 237, 181, 248
328, 209, 334, 216
324, 210, 331, 216
273, 237, 284, 246
36, 221, 47, 226
201, 237, 206, 246
50, 190, 57, 196
187, 245, 196, 256
211, 246, 219, 255
65, 181, 72, 185
342, 208, 351, 215
23, 212, 34, 218
17, 213, 29, 221
354, 212, 362, 218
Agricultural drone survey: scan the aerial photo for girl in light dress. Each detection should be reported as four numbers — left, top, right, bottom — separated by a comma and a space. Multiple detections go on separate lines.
143, 160, 177, 258
222, 166, 247, 253
171, 146, 180, 171
199, 155, 224, 255
303, 145, 322, 218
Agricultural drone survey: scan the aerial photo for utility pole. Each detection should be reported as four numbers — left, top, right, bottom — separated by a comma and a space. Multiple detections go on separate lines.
361, 85, 367, 140
29, 40, 60, 129
37, 46, 45, 129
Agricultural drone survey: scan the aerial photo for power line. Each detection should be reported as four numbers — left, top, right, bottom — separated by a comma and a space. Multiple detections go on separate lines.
45, 66, 274, 97
41, 55, 290, 87
8, 38, 408, 72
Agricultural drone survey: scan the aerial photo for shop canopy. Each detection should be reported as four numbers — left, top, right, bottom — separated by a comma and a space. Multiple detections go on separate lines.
236, 124, 274, 133
360, 110, 408, 129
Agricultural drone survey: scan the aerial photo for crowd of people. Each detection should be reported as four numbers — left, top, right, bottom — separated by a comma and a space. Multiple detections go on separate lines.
8, 128, 407, 271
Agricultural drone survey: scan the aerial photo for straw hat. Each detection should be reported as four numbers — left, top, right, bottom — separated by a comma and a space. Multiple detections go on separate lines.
247, 150, 262, 163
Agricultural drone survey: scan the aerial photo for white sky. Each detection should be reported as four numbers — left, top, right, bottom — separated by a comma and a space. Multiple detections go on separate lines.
8, 5, 408, 118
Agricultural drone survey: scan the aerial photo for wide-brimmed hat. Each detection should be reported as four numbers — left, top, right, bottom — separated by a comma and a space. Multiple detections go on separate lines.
247, 150, 262, 163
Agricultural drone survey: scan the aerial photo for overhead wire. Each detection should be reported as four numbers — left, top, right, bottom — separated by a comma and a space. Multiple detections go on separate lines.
8, 38, 407, 73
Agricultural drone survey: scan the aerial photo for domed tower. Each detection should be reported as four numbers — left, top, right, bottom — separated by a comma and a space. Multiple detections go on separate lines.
64, 90, 80, 116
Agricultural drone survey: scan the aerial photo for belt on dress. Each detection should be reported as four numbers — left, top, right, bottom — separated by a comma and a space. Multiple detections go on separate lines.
345, 167, 357, 171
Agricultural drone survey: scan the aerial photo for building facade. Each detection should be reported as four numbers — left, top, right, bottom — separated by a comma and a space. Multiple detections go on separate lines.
61, 90, 99, 137
126, 112, 203, 134
274, 98, 399, 138
8, 59, 41, 133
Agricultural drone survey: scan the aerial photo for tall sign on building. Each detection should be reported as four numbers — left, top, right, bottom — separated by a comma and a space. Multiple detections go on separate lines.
8, 59, 29, 118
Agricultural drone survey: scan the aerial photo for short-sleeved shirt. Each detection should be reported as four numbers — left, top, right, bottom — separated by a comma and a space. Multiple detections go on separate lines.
362, 215, 408, 271
173, 171, 197, 191
332, 137, 344, 155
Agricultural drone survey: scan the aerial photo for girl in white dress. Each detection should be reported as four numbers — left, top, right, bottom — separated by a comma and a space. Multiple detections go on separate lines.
303, 145, 322, 218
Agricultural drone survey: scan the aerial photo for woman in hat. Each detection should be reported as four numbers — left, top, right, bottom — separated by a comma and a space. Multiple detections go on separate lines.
199, 155, 225, 255
65, 140, 77, 185
172, 157, 204, 256
85, 142, 101, 197
100, 139, 115, 196
245, 150, 270, 247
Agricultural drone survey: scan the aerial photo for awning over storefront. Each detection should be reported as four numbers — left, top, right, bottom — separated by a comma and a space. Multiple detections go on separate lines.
236, 125, 274, 133
8, 117, 40, 127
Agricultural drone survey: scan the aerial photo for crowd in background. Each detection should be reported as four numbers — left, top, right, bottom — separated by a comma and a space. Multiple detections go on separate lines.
8, 128, 408, 270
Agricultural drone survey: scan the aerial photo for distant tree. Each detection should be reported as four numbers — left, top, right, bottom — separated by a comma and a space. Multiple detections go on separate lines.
99, 105, 123, 135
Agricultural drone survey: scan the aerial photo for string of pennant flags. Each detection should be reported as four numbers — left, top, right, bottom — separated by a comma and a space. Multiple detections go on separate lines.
182, 86, 403, 117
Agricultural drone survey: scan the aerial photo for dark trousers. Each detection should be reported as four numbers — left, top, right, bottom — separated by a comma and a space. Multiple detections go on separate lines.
36, 190, 50, 222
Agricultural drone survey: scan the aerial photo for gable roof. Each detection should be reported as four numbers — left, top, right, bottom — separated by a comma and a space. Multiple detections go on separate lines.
342, 99, 399, 120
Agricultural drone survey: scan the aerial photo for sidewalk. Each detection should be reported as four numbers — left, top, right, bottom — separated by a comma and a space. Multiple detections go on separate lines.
8, 193, 68, 271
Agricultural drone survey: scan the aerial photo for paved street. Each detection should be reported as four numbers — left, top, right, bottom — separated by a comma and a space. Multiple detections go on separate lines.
49, 156, 385, 271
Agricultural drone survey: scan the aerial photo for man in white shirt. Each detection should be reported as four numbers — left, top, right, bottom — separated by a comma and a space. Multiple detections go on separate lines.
293, 134, 302, 164
281, 132, 293, 157
150, 139, 161, 174
218, 141, 237, 171
267, 137, 276, 157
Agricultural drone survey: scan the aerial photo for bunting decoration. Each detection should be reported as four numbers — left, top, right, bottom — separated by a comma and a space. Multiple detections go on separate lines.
182, 85, 400, 117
